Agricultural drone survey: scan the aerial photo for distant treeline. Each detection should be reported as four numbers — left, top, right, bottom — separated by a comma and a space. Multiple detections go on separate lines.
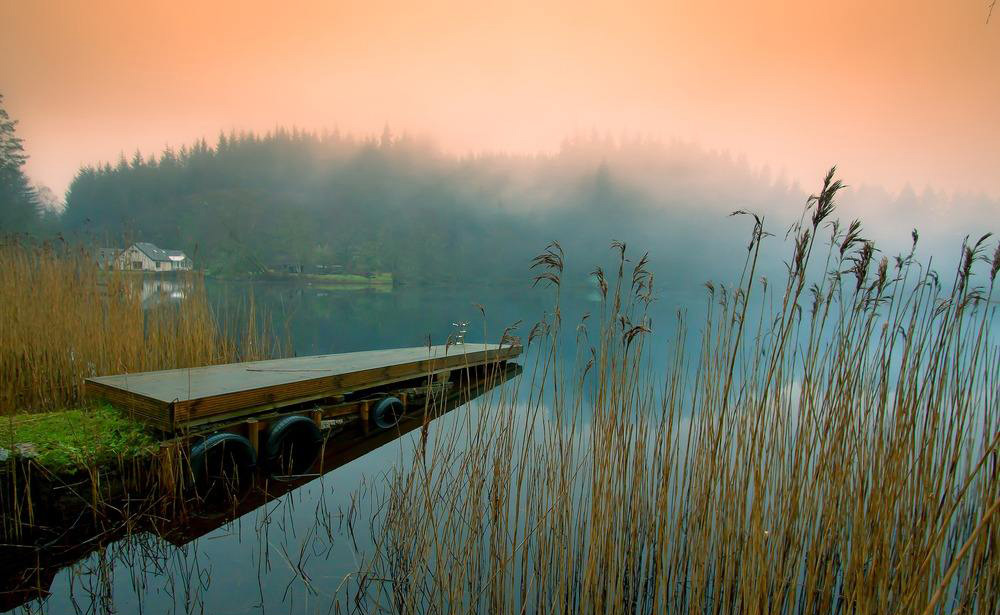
55, 128, 812, 284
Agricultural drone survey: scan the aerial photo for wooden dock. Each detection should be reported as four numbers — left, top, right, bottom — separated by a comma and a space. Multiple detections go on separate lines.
86, 343, 520, 432
0, 363, 521, 611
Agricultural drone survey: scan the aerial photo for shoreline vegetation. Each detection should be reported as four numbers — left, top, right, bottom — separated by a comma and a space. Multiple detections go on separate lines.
0, 238, 282, 414
0, 238, 283, 482
0, 238, 287, 544
349, 170, 999, 614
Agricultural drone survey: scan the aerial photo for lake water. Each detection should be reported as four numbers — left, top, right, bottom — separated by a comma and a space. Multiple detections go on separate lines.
206, 280, 704, 354
0, 279, 702, 614
3, 275, 996, 614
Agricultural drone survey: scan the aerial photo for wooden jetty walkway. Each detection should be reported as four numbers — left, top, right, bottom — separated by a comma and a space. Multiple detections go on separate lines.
86, 343, 520, 433
0, 362, 522, 612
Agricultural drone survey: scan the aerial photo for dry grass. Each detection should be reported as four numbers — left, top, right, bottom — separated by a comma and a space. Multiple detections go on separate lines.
0, 237, 281, 414
350, 170, 1000, 614
0, 237, 283, 542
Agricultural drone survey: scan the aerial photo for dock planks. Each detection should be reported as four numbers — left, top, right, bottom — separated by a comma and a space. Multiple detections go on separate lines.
85, 343, 520, 432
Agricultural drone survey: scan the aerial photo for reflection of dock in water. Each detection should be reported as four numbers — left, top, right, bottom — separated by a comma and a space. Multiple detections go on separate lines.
0, 362, 521, 611
159, 361, 521, 546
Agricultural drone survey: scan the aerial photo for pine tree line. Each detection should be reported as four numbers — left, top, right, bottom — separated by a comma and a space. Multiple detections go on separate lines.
57, 127, 807, 283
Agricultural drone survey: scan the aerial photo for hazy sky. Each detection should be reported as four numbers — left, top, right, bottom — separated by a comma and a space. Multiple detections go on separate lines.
2, 0, 999, 198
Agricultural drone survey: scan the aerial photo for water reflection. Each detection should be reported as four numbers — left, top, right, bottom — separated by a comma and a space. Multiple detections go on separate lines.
0, 363, 521, 613
140, 277, 189, 308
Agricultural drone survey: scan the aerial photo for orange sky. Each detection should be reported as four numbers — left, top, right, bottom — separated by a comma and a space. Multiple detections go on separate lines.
2, 0, 999, 198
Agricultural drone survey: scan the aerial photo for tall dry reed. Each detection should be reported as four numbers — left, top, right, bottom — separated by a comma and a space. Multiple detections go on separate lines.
0, 238, 281, 414
350, 169, 999, 614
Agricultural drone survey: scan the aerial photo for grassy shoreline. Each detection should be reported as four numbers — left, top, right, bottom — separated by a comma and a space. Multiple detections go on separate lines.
1, 404, 155, 474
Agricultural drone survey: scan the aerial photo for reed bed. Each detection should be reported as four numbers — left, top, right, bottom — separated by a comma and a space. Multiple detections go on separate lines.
0, 238, 281, 414
351, 170, 1000, 614
0, 237, 282, 541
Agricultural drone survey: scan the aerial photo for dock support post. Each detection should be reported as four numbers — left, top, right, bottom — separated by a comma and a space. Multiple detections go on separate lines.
246, 419, 262, 454
311, 409, 322, 429
360, 401, 370, 435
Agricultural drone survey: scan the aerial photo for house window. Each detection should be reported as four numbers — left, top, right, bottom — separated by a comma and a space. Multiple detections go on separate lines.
156, 261, 161, 269
133, 260, 143, 269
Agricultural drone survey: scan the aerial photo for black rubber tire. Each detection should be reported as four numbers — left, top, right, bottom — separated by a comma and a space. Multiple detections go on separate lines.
372, 396, 405, 430
189, 432, 256, 494
263, 415, 322, 475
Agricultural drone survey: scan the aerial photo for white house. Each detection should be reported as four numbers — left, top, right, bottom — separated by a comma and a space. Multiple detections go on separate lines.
116, 242, 193, 272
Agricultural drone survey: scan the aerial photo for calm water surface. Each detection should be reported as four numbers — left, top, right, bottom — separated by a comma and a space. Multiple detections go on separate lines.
6, 277, 995, 614
2, 280, 705, 615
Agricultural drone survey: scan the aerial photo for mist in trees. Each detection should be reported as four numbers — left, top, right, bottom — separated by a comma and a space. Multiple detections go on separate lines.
49, 126, 1000, 286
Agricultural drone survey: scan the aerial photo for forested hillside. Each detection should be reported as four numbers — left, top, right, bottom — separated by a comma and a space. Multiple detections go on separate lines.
56, 127, 994, 285
59, 129, 797, 284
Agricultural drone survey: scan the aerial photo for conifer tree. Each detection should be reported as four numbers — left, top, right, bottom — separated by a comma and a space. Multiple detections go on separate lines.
0, 94, 38, 231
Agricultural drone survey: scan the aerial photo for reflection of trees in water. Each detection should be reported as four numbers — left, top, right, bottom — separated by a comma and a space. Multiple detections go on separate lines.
206, 280, 555, 356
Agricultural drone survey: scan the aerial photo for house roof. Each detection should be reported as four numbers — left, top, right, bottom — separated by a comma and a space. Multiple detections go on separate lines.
132, 242, 186, 262
164, 249, 187, 262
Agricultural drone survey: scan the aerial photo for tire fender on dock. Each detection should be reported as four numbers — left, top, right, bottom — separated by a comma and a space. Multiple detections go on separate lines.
189, 432, 257, 489
372, 396, 405, 430
263, 415, 322, 475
